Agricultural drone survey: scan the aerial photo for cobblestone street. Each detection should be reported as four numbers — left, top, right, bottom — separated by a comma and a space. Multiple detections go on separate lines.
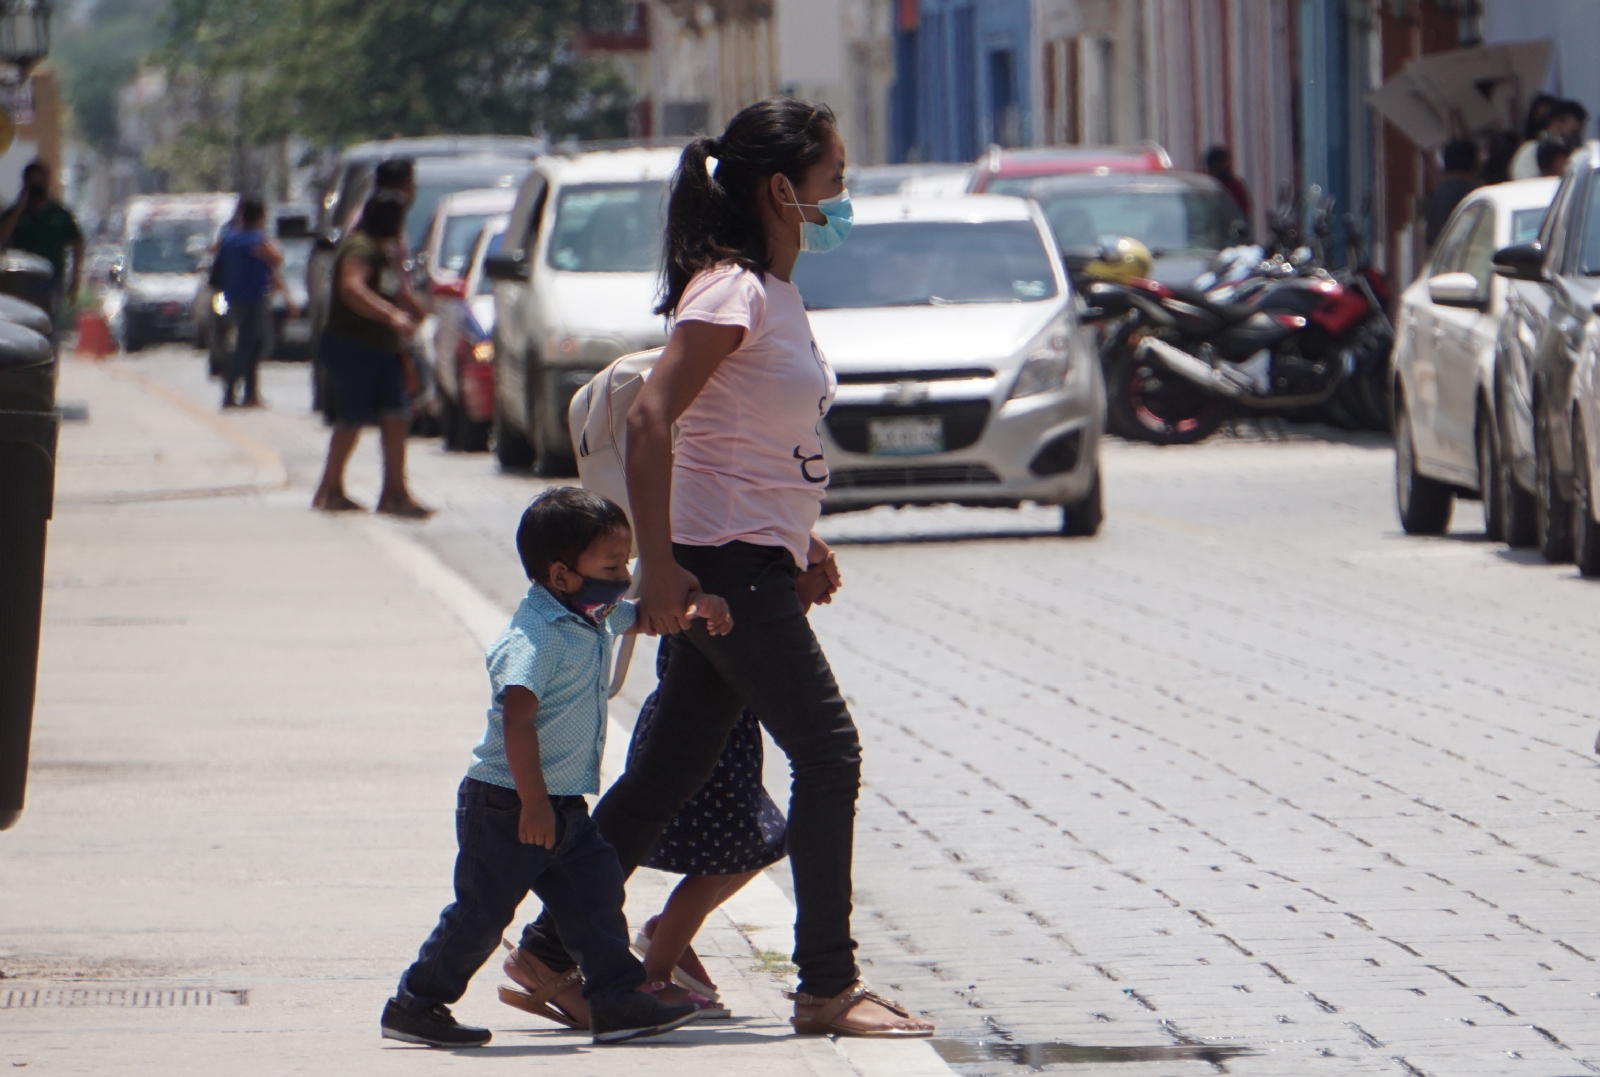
8, 352, 1600, 1076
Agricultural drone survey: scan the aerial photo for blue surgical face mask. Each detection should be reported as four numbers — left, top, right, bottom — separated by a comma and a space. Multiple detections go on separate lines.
784, 182, 853, 254
557, 574, 630, 626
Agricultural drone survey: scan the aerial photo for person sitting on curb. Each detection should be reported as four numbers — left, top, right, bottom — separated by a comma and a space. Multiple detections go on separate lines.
381, 487, 732, 1048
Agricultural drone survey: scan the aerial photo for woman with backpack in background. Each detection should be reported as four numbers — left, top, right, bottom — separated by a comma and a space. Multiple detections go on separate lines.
501, 97, 934, 1038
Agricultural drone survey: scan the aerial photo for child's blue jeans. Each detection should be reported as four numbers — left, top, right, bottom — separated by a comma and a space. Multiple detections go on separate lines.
394, 778, 644, 1009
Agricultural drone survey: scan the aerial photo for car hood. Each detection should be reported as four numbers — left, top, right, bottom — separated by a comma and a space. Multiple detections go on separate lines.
808, 302, 1062, 370
126, 273, 201, 303
540, 270, 666, 345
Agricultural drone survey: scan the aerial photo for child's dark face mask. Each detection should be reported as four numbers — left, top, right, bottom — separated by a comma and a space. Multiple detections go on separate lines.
558, 574, 629, 625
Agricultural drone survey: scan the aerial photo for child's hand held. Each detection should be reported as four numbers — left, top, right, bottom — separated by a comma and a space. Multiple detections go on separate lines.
685, 591, 734, 636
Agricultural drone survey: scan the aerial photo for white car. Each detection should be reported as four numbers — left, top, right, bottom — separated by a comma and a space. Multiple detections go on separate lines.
432, 214, 507, 452
794, 194, 1105, 534
1392, 177, 1558, 536
485, 146, 678, 473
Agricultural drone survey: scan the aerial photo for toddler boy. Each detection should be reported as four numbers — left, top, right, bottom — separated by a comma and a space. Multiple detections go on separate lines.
381, 487, 732, 1046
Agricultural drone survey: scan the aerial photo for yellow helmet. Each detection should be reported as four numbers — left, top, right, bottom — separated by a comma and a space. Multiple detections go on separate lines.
1084, 236, 1153, 284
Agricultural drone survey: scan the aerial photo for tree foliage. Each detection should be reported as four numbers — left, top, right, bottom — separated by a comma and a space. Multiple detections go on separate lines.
52, 0, 168, 153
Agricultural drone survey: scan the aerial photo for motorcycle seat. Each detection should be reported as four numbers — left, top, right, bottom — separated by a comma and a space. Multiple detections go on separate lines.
1167, 286, 1258, 324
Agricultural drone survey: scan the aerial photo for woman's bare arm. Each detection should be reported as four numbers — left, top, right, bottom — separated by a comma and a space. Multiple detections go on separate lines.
337, 255, 413, 335
624, 319, 744, 636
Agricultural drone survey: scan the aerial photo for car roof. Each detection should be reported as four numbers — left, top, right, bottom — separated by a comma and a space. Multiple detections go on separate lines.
413, 156, 531, 183
1024, 170, 1227, 197
981, 143, 1171, 178
851, 193, 1040, 226
540, 145, 686, 185
433, 187, 518, 216
1461, 175, 1560, 211
339, 135, 545, 163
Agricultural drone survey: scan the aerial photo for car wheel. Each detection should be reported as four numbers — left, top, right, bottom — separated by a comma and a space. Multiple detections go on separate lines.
438, 392, 460, 451
1573, 418, 1600, 577
1536, 407, 1573, 562
492, 402, 535, 470
1060, 469, 1104, 537
1395, 400, 1452, 535
1497, 415, 1538, 548
459, 415, 490, 454
1476, 410, 1502, 542
1105, 344, 1225, 445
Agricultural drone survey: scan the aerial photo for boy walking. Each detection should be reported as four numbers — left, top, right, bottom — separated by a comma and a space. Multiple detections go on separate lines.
382, 487, 732, 1047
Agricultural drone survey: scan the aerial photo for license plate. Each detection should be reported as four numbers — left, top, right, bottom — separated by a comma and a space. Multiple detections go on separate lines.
161, 302, 182, 316
868, 415, 944, 456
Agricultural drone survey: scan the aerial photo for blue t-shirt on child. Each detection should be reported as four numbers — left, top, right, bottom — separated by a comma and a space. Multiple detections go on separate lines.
467, 583, 636, 796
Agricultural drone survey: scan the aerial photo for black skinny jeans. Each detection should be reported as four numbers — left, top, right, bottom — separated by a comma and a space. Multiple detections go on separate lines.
521, 541, 864, 997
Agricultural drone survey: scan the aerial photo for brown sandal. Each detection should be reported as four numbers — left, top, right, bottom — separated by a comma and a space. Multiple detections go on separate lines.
497, 938, 588, 1030
788, 980, 934, 1038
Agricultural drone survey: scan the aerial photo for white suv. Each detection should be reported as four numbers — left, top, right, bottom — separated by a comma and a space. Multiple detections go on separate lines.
483, 145, 681, 474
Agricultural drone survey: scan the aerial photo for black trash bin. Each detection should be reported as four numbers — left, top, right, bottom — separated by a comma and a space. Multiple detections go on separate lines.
0, 250, 59, 333
0, 318, 58, 831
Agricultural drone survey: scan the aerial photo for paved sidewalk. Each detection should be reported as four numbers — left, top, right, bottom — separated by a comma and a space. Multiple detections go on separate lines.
0, 357, 936, 1076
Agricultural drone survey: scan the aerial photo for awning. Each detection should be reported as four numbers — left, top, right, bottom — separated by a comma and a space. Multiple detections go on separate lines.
1368, 40, 1552, 149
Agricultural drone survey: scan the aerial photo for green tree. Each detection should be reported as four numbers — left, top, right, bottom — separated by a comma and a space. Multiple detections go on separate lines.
52, 0, 168, 153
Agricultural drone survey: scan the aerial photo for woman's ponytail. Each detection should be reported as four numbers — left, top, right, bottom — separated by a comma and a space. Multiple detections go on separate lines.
657, 99, 836, 317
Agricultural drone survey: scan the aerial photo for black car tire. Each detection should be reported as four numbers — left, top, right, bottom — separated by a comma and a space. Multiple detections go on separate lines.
492, 402, 535, 470
1476, 410, 1502, 542
458, 414, 490, 454
1395, 401, 1452, 535
1105, 345, 1225, 446
1536, 408, 1573, 563
1572, 419, 1600, 577
1060, 469, 1104, 537
438, 392, 460, 450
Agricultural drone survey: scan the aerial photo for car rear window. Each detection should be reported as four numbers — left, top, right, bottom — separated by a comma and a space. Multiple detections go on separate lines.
546, 182, 668, 273
1034, 188, 1239, 254
793, 221, 1057, 310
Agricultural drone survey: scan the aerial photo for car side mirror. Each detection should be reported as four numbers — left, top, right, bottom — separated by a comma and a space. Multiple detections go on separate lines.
483, 251, 530, 283
315, 229, 340, 252
1427, 271, 1487, 310
1492, 241, 1545, 281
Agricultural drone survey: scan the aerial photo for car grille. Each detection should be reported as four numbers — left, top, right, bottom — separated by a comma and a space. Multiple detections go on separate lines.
834, 367, 995, 385
825, 400, 991, 454
829, 464, 1001, 489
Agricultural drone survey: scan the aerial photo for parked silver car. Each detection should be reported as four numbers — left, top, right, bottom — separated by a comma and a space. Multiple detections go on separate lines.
795, 193, 1105, 534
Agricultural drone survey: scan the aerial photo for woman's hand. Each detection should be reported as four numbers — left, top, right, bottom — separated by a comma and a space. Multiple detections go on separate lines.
399, 352, 421, 396
635, 559, 704, 636
686, 591, 734, 635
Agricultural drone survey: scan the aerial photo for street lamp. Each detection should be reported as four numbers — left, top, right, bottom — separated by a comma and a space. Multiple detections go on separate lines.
0, 0, 49, 79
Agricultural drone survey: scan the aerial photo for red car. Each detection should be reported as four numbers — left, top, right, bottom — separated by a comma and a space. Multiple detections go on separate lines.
972, 143, 1171, 195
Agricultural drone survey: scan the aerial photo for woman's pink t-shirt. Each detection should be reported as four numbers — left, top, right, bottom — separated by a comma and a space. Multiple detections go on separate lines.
670, 263, 836, 567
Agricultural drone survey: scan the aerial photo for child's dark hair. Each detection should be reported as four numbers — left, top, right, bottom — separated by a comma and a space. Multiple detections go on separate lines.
516, 487, 629, 583
656, 96, 837, 317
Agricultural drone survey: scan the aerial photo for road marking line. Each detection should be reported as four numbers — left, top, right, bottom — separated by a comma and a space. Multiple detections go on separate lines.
360, 514, 957, 1076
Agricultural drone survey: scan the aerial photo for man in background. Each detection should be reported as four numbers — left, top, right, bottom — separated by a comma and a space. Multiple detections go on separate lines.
216, 196, 283, 409
1205, 145, 1251, 222
1537, 133, 1579, 179
1424, 139, 1479, 248
0, 160, 84, 332
1512, 100, 1588, 180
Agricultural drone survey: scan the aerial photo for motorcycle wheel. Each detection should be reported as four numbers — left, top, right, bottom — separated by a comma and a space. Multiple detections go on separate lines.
1106, 345, 1225, 446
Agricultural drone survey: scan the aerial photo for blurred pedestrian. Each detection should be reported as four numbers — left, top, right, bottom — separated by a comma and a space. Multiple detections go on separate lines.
1424, 139, 1479, 248
1480, 130, 1520, 186
216, 196, 283, 409
1513, 99, 1588, 180
1205, 145, 1251, 220
504, 97, 934, 1039
0, 160, 84, 332
1537, 133, 1579, 178
310, 195, 432, 517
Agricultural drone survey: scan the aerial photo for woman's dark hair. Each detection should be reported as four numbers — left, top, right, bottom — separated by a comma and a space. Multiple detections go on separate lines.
516, 486, 630, 584
356, 193, 405, 240
657, 97, 837, 316
375, 157, 415, 190
1525, 93, 1558, 140
237, 195, 266, 227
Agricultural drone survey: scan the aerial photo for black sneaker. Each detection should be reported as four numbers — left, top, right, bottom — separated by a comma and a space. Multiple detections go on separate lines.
381, 998, 491, 1047
589, 991, 698, 1044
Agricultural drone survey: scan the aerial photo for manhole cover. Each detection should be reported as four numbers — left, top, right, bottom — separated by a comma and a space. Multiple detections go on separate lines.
0, 987, 248, 1008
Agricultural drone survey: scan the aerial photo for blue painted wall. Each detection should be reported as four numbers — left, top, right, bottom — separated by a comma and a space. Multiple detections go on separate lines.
891, 0, 1033, 163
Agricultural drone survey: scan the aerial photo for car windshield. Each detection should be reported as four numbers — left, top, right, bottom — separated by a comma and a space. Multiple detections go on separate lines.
279, 238, 312, 276
475, 229, 506, 296
1511, 207, 1547, 245
128, 220, 212, 273
1034, 188, 1237, 253
547, 182, 667, 273
792, 221, 1058, 309
439, 213, 491, 274
407, 164, 528, 250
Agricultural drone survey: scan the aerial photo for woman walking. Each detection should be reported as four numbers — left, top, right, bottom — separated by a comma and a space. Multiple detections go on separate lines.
310, 195, 432, 517
502, 97, 932, 1037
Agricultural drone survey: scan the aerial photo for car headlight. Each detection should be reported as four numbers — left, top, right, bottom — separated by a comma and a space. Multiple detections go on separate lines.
1008, 323, 1074, 400
211, 292, 229, 316
471, 341, 494, 363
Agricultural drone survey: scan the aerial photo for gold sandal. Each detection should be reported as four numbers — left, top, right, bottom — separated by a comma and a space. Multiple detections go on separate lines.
787, 980, 934, 1038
